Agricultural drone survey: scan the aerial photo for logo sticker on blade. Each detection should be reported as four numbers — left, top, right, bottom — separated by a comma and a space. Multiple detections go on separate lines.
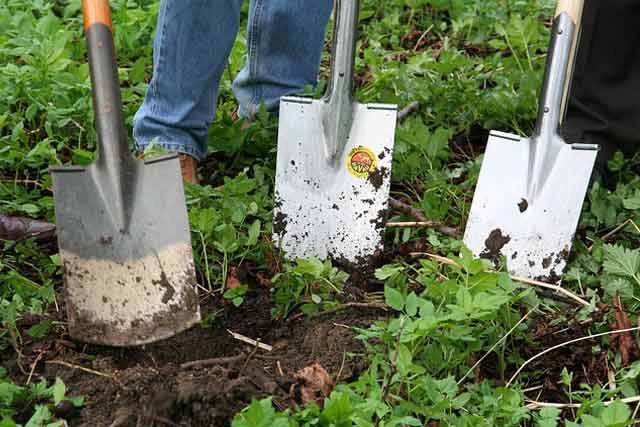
347, 146, 377, 178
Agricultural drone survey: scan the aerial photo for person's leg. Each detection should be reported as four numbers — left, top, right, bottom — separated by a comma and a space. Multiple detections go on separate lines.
563, 0, 640, 182
133, 0, 243, 164
233, 0, 333, 120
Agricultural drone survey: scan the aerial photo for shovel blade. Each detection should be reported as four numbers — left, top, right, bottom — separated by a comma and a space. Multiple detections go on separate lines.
464, 131, 597, 282
274, 97, 397, 264
50, 155, 200, 346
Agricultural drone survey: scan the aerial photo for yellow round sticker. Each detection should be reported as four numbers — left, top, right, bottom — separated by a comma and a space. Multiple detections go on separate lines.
347, 146, 377, 178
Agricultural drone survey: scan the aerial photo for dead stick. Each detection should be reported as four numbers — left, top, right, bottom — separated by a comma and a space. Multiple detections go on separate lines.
507, 326, 640, 387
397, 101, 421, 123
227, 330, 273, 351
389, 198, 427, 221
458, 308, 534, 385
180, 353, 246, 370
527, 395, 640, 410
45, 360, 115, 380
240, 341, 261, 377
386, 221, 441, 228
388, 198, 460, 237
411, 252, 589, 307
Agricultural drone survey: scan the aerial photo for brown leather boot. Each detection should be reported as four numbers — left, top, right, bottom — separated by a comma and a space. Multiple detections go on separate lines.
178, 154, 199, 185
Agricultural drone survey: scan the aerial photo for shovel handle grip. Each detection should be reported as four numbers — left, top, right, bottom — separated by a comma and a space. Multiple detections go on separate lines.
555, 0, 584, 26
82, 0, 131, 167
83, 0, 112, 32
555, 0, 584, 124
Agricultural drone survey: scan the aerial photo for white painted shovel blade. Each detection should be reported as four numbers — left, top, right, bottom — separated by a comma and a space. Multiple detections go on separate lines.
464, 131, 597, 282
273, 97, 397, 263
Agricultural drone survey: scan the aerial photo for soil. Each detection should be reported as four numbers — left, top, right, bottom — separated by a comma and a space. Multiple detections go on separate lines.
4, 289, 385, 427
479, 228, 511, 265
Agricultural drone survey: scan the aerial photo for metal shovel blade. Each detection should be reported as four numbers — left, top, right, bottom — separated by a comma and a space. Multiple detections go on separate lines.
274, 98, 396, 263
273, 0, 397, 264
464, 131, 597, 282
50, 155, 200, 346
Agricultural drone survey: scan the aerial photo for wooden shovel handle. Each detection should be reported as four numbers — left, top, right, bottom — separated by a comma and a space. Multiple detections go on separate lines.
555, 0, 584, 27
555, 0, 584, 122
83, 0, 113, 32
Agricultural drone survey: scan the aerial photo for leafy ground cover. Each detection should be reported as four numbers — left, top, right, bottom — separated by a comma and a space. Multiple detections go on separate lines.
2, 0, 640, 426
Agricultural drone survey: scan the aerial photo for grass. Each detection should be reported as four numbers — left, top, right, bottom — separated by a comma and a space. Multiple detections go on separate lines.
2, 0, 640, 426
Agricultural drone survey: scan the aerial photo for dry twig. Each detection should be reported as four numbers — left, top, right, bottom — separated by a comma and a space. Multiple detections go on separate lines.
45, 360, 115, 380
397, 101, 421, 123
411, 252, 589, 307
388, 198, 460, 237
180, 353, 245, 370
507, 327, 640, 387
458, 308, 534, 385
527, 395, 640, 410
227, 330, 273, 351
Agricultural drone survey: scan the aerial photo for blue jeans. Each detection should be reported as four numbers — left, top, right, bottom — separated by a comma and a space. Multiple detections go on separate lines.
133, 0, 333, 160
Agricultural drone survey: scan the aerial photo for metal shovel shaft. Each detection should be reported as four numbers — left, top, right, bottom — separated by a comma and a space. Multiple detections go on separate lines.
322, 0, 359, 160
527, 7, 581, 201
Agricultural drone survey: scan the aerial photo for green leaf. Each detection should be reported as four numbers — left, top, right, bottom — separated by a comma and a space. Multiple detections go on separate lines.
600, 401, 630, 426
294, 258, 325, 278
27, 320, 53, 339
622, 191, 640, 210
375, 264, 404, 280
246, 220, 261, 246
321, 392, 353, 427
603, 245, 640, 279
52, 378, 65, 405
129, 57, 146, 83
580, 415, 605, 427
405, 292, 419, 317
536, 407, 560, 427
231, 398, 289, 427
385, 286, 405, 311
19, 204, 40, 215
396, 344, 413, 375
25, 405, 52, 427
0, 415, 18, 427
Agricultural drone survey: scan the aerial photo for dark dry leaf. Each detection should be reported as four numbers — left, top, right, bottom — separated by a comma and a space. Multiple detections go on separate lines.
225, 266, 241, 290
291, 362, 334, 405
0, 214, 56, 242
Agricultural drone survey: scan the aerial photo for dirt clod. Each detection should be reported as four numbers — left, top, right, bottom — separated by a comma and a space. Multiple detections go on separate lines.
518, 198, 528, 213
480, 228, 511, 265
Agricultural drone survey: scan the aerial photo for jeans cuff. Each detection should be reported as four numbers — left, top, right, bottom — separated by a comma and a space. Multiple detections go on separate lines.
135, 140, 206, 161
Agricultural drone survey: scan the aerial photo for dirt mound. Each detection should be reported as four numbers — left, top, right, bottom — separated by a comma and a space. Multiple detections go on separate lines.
15, 290, 383, 426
